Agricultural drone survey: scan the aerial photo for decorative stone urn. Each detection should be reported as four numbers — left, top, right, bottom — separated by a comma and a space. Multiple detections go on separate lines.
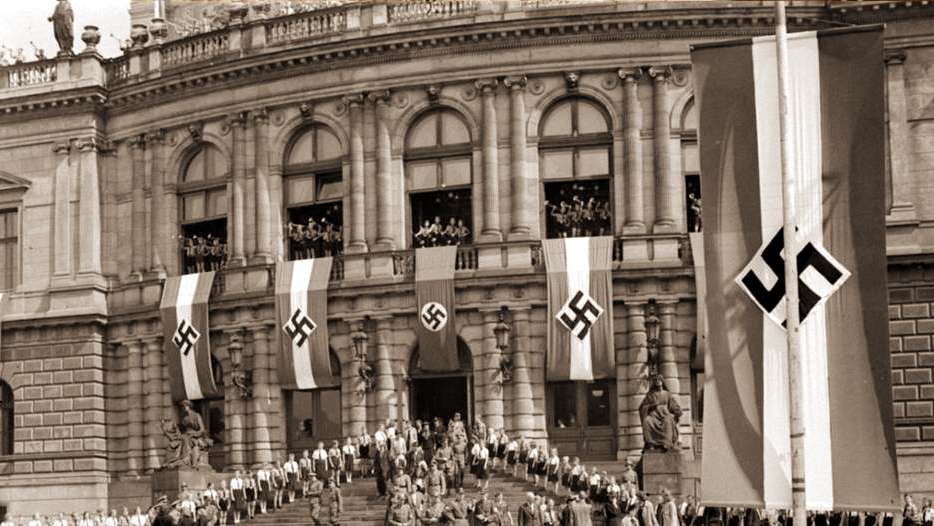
149, 18, 168, 43
130, 23, 149, 49
227, 2, 249, 24
80, 25, 101, 54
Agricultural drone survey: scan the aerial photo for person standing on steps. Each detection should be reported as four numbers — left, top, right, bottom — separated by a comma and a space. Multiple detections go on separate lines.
284, 453, 300, 503
307, 473, 324, 526
319, 478, 343, 526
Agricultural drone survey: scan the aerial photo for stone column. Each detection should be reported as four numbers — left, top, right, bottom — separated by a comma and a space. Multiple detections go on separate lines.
649, 66, 676, 233
477, 79, 502, 242
619, 68, 645, 234
659, 301, 679, 395
229, 113, 248, 266
620, 303, 647, 457
225, 331, 246, 470
52, 142, 73, 278
143, 338, 164, 472
250, 324, 274, 467
374, 319, 396, 423
370, 91, 395, 250
76, 138, 103, 275
511, 307, 534, 436
482, 309, 504, 430
253, 109, 274, 264
146, 130, 167, 273
504, 76, 530, 239
269, 164, 285, 261
885, 49, 917, 222
346, 94, 368, 253
126, 340, 145, 476
130, 136, 147, 275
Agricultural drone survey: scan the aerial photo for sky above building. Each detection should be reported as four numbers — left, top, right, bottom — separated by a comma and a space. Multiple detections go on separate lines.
0, 1, 130, 60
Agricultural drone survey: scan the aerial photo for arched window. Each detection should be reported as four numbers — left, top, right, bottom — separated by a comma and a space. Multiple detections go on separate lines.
284, 124, 344, 261
285, 350, 342, 451
680, 99, 701, 232
0, 381, 14, 455
539, 97, 613, 239
405, 109, 473, 248
178, 144, 229, 273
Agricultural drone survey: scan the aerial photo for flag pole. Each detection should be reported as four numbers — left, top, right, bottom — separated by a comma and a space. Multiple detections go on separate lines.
774, 2, 808, 525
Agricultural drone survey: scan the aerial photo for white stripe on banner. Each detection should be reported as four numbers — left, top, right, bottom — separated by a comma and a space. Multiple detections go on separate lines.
176, 273, 204, 401
752, 31, 833, 510
565, 237, 593, 381
290, 260, 317, 390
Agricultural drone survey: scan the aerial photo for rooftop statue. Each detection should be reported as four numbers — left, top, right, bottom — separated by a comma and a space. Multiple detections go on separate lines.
49, 0, 75, 57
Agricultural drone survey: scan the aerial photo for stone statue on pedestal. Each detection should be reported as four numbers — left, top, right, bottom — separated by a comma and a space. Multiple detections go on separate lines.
159, 400, 213, 470
48, 0, 74, 57
639, 374, 682, 452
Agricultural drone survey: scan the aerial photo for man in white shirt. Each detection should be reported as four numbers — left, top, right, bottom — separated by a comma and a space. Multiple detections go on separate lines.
129, 507, 149, 526
284, 453, 300, 503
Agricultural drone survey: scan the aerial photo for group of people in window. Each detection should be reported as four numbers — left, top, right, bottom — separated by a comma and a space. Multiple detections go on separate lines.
544, 187, 612, 238
413, 217, 471, 249
180, 234, 228, 274
287, 218, 344, 261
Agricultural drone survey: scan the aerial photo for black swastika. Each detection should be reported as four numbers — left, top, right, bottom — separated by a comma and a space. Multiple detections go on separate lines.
559, 290, 603, 340
421, 303, 447, 331
284, 308, 317, 347
173, 320, 200, 357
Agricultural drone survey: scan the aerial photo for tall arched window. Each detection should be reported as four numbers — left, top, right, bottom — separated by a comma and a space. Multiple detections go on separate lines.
178, 144, 229, 273
284, 124, 344, 261
285, 350, 342, 452
0, 381, 13, 455
539, 97, 613, 238
405, 109, 473, 248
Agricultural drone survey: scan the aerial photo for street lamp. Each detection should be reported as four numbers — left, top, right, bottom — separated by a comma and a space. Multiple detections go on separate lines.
351, 322, 374, 395
493, 306, 513, 385
228, 332, 252, 399
645, 302, 661, 376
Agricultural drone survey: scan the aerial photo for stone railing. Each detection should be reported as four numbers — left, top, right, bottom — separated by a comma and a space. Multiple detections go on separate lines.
265, 5, 351, 45
1, 59, 57, 89
105, 56, 129, 86
520, 0, 614, 7
387, 0, 478, 23
161, 28, 230, 69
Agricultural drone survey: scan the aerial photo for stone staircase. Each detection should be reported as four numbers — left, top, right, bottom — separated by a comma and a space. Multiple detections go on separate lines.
240, 463, 627, 526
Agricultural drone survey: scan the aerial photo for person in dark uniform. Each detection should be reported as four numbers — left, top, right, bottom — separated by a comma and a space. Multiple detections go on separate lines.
320, 479, 343, 526
307, 473, 324, 526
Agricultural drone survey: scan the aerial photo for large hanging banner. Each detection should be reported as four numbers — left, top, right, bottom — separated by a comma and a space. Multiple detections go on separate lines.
161, 272, 219, 401
275, 258, 335, 390
692, 27, 899, 511
542, 237, 614, 381
415, 246, 459, 372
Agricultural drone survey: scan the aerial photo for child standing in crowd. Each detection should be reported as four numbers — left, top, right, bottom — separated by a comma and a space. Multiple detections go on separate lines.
342, 437, 357, 484
284, 453, 300, 504
546, 449, 561, 495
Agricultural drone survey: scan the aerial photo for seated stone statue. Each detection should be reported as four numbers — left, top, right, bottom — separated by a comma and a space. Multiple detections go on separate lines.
160, 400, 214, 470
639, 374, 682, 452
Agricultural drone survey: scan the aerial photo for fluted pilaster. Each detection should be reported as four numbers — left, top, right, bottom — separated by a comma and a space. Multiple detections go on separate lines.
346, 94, 368, 253
75, 138, 103, 275
126, 341, 145, 476
52, 142, 73, 278
477, 79, 502, 242
374, 319, 396, 423
650, 66, 676, 232
250, 324, 273, 466
511, 308, 534, 436
130, 136, 147, 275
370, 91, 395, 250
229, 113, 248, 266
504, 76, 531, 239
146, 131, 167, 273
619, 68, 645, 234
253, 109, 273, 263
143, 338, 164, 472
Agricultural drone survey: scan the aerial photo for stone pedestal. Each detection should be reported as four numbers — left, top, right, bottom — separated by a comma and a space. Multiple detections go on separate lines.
151, 468, 222, 502
641, 450, 685, 497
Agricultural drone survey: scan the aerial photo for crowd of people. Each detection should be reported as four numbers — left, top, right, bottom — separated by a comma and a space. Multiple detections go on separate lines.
413, 217, 471, 248
287, 218, 343, 260
544, 195, 611, 238
180, 234, 228, 274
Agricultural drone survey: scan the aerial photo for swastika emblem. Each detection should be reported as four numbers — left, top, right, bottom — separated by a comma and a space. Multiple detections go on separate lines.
283, 307, 317, 347
557, 290, 604, 340
173, 319, 201, 357
420, 302, 448, 332
736, 226, 850, 328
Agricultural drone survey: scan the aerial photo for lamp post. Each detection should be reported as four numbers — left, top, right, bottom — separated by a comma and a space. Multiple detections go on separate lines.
229, 332, 252, 399
645, 302, 661, 377
493, 306, 513, 385
351, 322, 373, 395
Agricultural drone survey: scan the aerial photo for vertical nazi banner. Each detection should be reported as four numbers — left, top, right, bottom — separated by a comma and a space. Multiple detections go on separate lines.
415, 246, 459, 372
160, 272, 220, 401
692, 26, 900, 510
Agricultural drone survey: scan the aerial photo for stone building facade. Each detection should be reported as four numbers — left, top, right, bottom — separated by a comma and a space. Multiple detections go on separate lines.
0, 0, 932, 513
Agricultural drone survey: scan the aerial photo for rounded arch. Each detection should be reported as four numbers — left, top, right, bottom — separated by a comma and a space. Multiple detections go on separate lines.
166, 132, 233, 185
0, 362, 23, 392
527, 85, 621, 140
669, 89, 695, 132
406, 337, 475, 377
538, 95, 612, 139
284, 122, 344, 167
272, 112, 350, 168
392, 97, 480, 157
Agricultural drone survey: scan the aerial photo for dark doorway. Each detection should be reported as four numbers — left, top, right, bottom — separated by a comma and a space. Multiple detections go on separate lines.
547, 379, 617, 460
410, 376, 470, 424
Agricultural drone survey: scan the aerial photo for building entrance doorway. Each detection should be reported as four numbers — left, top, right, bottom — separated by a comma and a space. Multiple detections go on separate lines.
408, 339, 473, 425
547, 379, 617, 460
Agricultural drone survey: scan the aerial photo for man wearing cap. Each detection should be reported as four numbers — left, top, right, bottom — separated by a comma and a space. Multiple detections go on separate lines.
451, 431, 468, 491
320, 478, 343, 526
308, 472, 324, 525
426, 461, 446, 498
387, 493, 415, 526
518, 492, 541, 526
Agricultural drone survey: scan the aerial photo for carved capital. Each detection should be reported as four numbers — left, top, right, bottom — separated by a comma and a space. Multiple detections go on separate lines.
52, 142, 71, 155
342, 93, 365, 108
128, 134, 147, 150
367, 89, 391, 106
648, 65, 673, 82
502, 75, 527, 91
74, 137, 100, 153
618, 67, 644, 83
226, 112, 249, 129
252, 107, 270, 124
144, 128, 167, 145
884, 48, 907, 66
475, 78, 498, 94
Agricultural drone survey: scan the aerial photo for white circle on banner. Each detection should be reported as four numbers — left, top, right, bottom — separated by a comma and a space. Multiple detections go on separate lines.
420, 302, 448, 332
